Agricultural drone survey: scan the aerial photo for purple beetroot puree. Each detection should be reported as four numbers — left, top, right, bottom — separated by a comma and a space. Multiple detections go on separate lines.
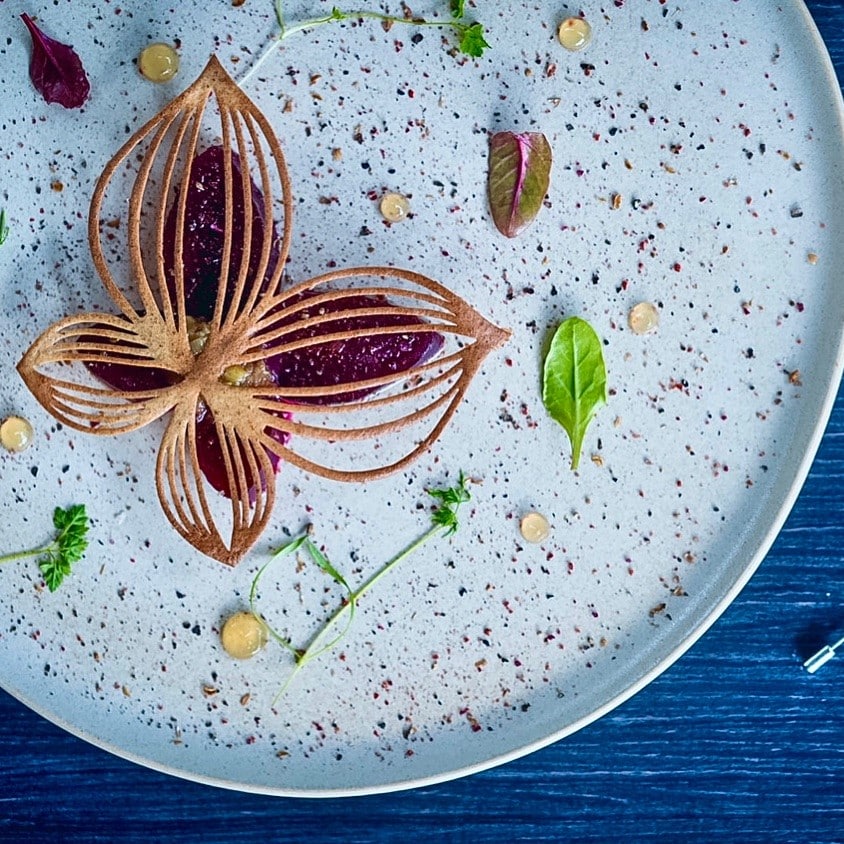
85, 359, 179, 394
194, 405, 290, 497
162, 146, 281, 321
85, 145, 443, 498
266, 292, 444, 404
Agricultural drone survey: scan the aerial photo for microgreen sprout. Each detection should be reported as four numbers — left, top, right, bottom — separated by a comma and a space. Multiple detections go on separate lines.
239, 2, 489, 85
0, 209, 9, 246
248, 472, 472, 702
273, 1, 489, 54
0, 504, 90, 591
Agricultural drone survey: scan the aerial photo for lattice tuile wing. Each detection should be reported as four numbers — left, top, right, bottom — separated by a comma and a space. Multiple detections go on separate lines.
17, 57, 510, 565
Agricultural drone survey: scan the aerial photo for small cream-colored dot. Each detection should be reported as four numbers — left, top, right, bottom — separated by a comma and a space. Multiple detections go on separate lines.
628, 301, 660, 335
221, 611, 268, 660
379, 192, 411, 223
807, 252, 819, 265
139, 43, 180, 83
0, 416, 34, 453
520, 511, 551, 543
221, 364, 250, 386
557, 17, 592, 51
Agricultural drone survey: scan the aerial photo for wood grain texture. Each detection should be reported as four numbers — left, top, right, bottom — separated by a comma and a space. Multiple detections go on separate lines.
2, 3, 844, 842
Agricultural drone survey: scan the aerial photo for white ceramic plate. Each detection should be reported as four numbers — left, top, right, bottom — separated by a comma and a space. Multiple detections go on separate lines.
1, 0, 843, 796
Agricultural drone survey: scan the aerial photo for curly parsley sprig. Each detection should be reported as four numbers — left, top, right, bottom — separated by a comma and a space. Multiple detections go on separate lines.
0, 504, 90, 591
249, 472, 472, 701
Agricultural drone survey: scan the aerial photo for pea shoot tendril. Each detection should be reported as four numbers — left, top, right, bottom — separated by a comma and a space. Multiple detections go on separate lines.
273, 1, 489, 54
248, 472, 472, 703
238, 2, 490, 85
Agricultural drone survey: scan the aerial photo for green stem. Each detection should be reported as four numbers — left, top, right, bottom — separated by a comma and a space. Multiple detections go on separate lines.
237, 2, 471, 86
278, 12, 340, 39
282, 11, 465, 40
272, 524, 442, 703
0, 544, 51, 565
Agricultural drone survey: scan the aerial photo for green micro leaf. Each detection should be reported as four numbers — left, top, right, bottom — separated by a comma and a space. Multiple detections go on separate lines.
458, 22, 490, 57
488, 131, 552, 238
305, 539, 351, 591
451, 0, 466, 18
0, 503, 90, 591
542, 317, 607, 470
0, 209, 8, 245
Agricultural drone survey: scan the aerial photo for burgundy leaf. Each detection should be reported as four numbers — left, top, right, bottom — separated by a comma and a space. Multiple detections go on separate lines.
487, 131, 552, 238
21, 13, 90, 109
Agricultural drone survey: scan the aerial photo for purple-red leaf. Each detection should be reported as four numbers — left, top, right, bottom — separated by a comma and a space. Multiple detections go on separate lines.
21, 13, 90, 109
487, 131, 552, 238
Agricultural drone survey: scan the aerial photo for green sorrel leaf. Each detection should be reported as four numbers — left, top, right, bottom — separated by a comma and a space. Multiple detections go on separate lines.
542, 317, 607, 470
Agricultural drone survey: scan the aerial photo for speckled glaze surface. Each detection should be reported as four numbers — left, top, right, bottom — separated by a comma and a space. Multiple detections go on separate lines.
1, 1, 843, 796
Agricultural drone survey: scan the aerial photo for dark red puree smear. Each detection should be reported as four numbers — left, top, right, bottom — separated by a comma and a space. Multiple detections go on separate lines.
163, 146, 280, 321
86, 146, 442, 498
267, 292, 443, 404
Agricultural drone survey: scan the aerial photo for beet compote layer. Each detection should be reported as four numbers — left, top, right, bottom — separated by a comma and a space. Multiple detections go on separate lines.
162, 146, 281, 321
85, 145, 443, 498
266, 291, 444, 405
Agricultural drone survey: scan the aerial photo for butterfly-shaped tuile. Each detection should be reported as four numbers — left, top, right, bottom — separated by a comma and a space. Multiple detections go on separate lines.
17, 57, 510, 565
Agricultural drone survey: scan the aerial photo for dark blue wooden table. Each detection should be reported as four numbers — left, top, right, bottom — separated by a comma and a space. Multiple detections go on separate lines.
3, 3, 844, 841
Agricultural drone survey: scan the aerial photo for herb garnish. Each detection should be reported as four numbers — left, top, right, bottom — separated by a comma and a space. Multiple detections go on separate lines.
542, 317, 607, 470
0, 504, 90, 591
240, 2, 489, 84
488, 131, 553, 238
249, 472, 472, 700
273, 1, 489, 57
0, 210, 8, 246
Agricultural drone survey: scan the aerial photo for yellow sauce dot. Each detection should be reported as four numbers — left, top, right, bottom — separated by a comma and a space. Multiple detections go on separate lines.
557, 17, 592, 51
628, 301, 660, 335
0, 416, 34, 453
520, 511, 551, 543
379, 192, 411, 223
221, 364, 250, 386
139, 43, 180, 83
186, 315, 211, 356
221, 611, 268, 660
